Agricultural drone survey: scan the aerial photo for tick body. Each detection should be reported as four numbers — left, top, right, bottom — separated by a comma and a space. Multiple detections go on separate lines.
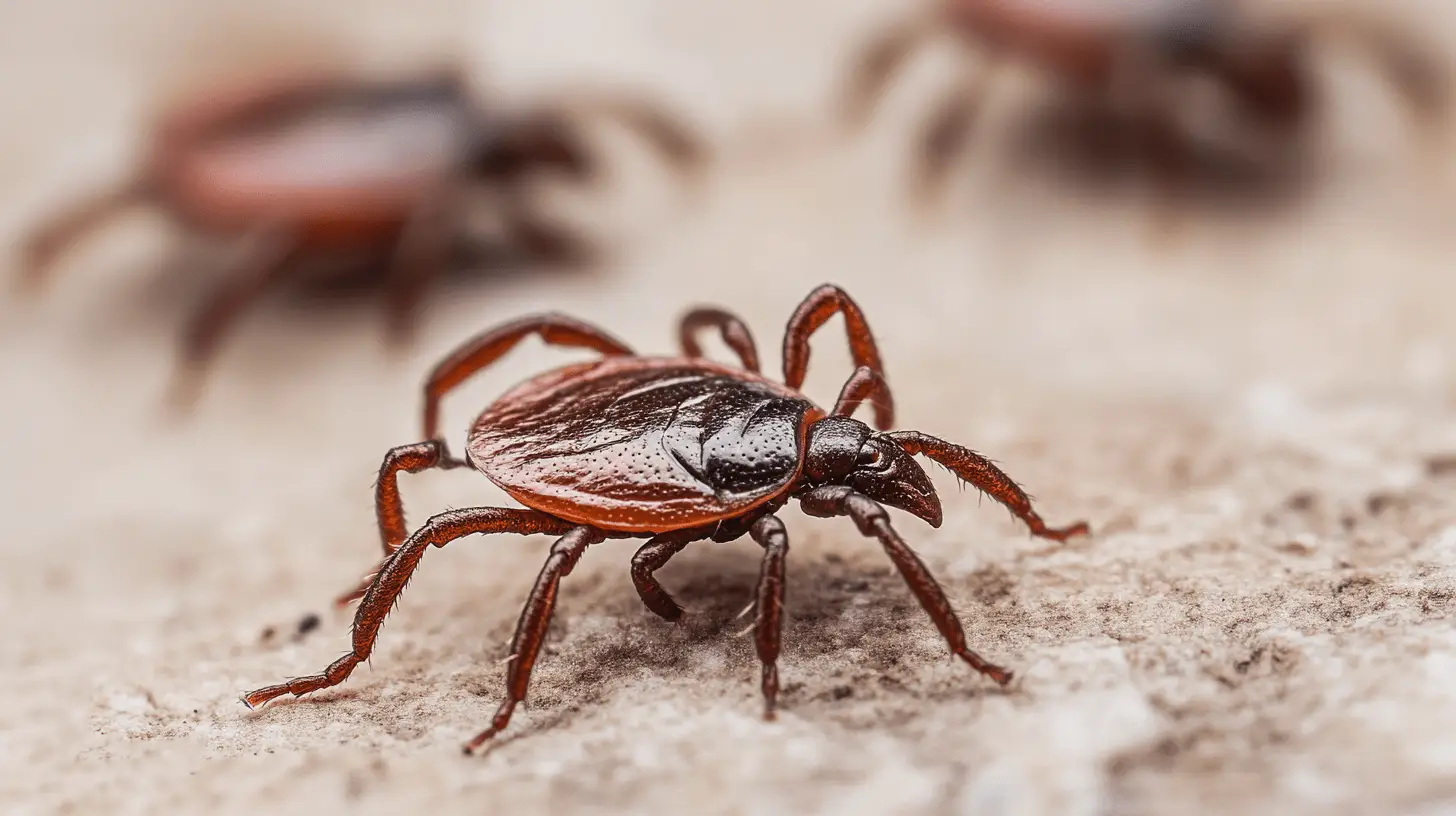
843, 0, 1448, 214
242, 284, 1091, 753
17, 67, 702, 408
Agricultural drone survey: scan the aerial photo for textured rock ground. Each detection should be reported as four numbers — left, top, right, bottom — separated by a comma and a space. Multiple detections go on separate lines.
3, 1, 1456, 814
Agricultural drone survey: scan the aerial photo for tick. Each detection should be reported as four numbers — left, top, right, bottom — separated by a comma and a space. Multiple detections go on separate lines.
841, 0, 1447, 211
16, 66, 702, 407
241, 283, 1091, 753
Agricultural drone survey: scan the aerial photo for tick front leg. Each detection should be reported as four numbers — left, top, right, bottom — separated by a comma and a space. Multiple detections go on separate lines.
421, 314, 634, 453
333, 440, 467, 608
798, 486, 1012, 686
243, 507, 572, 711
465, 525, 604, 754
679, 307, 761, 372
748, 515, 789, 720
831, 365, 895, 427
781, 284, 893, 429
887, 431, 1090, 541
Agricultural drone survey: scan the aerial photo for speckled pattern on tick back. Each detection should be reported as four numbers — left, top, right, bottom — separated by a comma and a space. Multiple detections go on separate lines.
467, 357, 828, 532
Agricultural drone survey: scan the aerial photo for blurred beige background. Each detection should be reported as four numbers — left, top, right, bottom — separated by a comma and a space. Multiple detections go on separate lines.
3, 1, 1456, 813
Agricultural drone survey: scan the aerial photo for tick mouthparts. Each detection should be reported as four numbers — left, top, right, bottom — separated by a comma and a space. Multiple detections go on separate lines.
906, 489, 943, 528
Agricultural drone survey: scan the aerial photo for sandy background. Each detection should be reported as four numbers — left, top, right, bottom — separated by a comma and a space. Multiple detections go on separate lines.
4, 1, 1456, 814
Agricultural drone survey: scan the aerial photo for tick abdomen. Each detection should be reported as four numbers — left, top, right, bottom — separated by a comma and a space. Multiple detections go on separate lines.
467, 357, 825, 532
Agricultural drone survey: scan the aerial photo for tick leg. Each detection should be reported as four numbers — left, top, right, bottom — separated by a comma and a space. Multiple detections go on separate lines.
384, 188, 458, 346
465, 525, 604, 754
167, 223, 300, 412
798, 486, 1011, 685
501, 198, 595, 267
887, 431, 1091, 541
1310, 8, 1449, 129
421, 313, 635, 457
781, 284, 893, 429
679, 307, 761, 372
333, 440, 468, 608
748, 514, 789, 720
560, 92, 705, 175
1133, 105, 1192, 248
16, 175, 152, 294
630, 530, 706, 621
831, 365, 894, 427
912, 57, 999, 209
841, 11, 941, 127
243, 507, 573, 712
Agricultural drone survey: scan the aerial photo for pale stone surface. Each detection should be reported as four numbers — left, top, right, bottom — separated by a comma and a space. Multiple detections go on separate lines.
3, 1, 1455, 814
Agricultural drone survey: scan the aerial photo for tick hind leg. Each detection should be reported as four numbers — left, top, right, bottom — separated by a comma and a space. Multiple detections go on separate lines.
166, 224, 301, 412
16, 176, 152, 294
421, 312, 635, 456
465, 525, 604, 754
781, 284, 893, 429
798, 486, 1012, 685
243, 508, 574, 713
679, 307, 761, 372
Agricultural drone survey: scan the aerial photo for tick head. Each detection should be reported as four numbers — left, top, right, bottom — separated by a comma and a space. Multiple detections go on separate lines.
804, 416, 942, 527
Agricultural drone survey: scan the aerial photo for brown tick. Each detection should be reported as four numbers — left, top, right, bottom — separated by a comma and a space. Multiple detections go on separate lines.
841, 0, 1448, 210
16, 66, 703, 407
242, 283, 1091, 753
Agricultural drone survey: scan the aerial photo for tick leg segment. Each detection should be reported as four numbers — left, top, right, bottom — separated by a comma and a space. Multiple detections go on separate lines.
421, 313, 635, 454
501, 196, 595, 267
798, 486, 1012, 686
167, 223, 300, 411
1308, 8, 1449, 127
679, 307, 761, 372
782, 284, 893, 430
630, 529, 703, 621
333, 440, 468, 608
888, 431, 1090, 540
914, 57, 999, 207
243, 507, 573, 712
465, 525, 604, 754
16, 175, 152, 293
748, 514, 789, 720
832, 365, 895, 426
558, 92, 705, 174
842, 11, 942, 127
